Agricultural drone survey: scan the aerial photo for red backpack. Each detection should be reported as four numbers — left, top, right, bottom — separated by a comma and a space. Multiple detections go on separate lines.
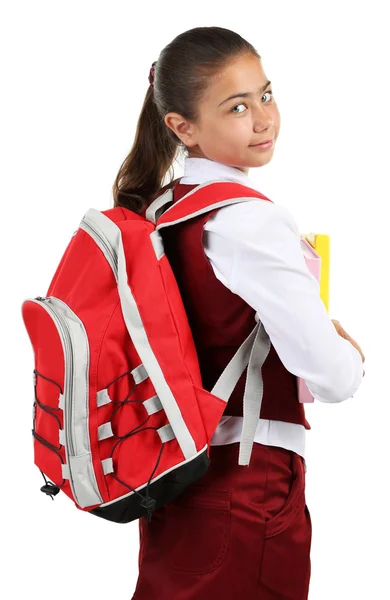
21, 180, 272, 524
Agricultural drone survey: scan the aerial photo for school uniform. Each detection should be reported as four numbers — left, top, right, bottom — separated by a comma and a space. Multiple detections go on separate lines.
132, 157, 364, 600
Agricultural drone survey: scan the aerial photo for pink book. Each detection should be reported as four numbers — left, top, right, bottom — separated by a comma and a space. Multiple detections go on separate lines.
297, 239, 322, 403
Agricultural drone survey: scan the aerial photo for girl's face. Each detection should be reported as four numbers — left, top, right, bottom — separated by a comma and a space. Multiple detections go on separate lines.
164, 54, 280, 174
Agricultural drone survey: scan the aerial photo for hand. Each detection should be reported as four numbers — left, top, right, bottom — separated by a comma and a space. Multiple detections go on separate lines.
331, 319, 365, 376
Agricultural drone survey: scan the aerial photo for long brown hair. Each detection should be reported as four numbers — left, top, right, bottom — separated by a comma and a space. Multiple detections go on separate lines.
112, 27, 260, 214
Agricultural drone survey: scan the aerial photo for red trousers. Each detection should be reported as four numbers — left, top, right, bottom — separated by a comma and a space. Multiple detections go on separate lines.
132, 442, 312, 599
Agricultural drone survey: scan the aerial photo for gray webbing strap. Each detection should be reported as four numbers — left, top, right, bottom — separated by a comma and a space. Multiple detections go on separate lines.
211, 321, 258, 401
98, 422, 114, 441
132, 364, 149, 385
150, 230, 165, 260
157, 423, 176, 443
143, 394, 163, 415
97, 389, 111, 407
145, 189, 174, 224
238, 321, 271, 465
59, 429, 66, 446
211, 315, 271, 465
101, 457, 114, 475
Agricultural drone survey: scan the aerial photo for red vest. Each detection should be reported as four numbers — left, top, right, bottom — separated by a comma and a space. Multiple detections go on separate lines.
159, 182, 310, 430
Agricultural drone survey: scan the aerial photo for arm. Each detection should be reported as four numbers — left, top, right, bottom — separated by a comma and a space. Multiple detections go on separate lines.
203, 200, 364, 403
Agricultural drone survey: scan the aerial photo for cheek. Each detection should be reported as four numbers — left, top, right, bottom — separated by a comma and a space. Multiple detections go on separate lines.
229, 119, 253, 142
204, 121, 234, 144
199, 118, 250, 154
220, 116, 248, 135
272, 105, 281, 131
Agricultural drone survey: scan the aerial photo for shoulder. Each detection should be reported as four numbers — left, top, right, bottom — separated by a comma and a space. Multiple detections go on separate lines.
203, 198, 300, 239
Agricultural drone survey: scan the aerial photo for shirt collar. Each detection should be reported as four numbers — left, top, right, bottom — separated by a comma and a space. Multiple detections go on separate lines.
180, 156, 261, 191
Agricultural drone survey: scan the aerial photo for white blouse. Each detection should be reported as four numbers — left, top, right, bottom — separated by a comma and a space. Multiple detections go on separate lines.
179, 157, 364, 463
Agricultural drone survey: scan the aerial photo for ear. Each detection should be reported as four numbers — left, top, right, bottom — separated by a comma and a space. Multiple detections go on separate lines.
164, 112, 198, 148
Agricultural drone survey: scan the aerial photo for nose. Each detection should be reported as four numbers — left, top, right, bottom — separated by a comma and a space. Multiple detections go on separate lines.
252, 102, 274, 131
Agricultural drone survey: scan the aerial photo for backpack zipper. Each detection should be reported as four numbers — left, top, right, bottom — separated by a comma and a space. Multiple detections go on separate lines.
34, 297, 76, 456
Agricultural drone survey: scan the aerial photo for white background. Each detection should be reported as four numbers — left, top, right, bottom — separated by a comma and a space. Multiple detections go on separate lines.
1, 1, 388, 598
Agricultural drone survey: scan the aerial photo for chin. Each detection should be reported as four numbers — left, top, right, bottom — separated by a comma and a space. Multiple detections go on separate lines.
250, 156, 273, 167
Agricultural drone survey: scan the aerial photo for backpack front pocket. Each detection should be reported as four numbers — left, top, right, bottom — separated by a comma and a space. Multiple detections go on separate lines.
22, 296, 103, 508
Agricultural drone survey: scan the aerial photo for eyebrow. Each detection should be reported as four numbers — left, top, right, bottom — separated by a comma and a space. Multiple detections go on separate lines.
218, 80, 272, 107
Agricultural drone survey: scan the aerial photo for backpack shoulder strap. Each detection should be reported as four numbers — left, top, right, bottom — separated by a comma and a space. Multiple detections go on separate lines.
145, 180, 273, 230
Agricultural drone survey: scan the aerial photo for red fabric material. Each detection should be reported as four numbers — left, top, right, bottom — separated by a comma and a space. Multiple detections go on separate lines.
132, 442, 312, 599
159, 183, 310, 429
22, 203, 226, 513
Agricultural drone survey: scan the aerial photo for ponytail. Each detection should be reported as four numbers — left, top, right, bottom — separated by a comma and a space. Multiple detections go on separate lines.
112, 85, 181, 214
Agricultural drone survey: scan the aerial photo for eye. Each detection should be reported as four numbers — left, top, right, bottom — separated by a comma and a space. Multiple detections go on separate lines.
230, 103, 246, 114
263, 89, 274, 102
230, 89, 274, 114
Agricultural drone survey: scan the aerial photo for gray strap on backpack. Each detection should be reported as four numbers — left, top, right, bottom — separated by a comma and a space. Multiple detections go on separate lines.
147, 185, 272, 466
238, 320, 271, 465
211, 316, 271, 466
145, 188, 174, 224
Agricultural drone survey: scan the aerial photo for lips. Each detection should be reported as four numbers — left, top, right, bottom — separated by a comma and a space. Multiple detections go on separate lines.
251, 138, 274, 146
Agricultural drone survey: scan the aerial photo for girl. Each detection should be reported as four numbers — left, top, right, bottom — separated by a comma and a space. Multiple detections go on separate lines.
112, 26, 365, 600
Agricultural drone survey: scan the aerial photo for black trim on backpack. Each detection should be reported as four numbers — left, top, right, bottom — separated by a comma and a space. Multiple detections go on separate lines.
89, 447, 211, 524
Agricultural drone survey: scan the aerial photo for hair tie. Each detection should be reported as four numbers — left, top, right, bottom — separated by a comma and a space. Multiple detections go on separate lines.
149, 61, 157, 88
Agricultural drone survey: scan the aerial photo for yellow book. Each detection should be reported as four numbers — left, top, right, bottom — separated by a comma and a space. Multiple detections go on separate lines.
300, 233, 330, 313
298, 232, 331, 402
